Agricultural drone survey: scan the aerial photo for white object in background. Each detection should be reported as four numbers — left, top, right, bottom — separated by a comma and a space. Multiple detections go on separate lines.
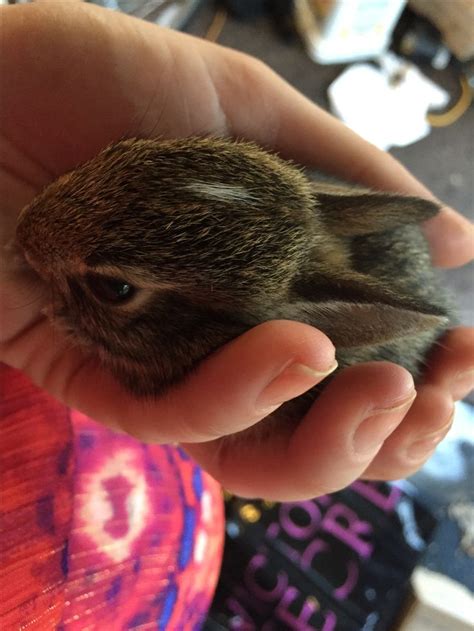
300, 0, 407, 65
398, 567, 474, 631
328, 53, 450, 150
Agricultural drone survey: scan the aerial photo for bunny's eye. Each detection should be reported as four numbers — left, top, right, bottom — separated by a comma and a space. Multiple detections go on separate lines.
85, 273, 136, 305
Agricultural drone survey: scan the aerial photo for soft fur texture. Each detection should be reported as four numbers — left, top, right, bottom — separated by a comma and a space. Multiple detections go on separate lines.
16, 137, 451, 422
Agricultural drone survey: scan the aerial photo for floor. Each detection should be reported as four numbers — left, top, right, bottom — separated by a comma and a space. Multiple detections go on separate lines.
186, 4, 473, 331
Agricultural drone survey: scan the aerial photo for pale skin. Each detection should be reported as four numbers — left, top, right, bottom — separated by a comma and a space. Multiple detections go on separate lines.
1, 3, 473, 500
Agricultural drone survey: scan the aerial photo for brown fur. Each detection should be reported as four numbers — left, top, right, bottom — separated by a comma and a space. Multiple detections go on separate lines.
16, 137, 452, 423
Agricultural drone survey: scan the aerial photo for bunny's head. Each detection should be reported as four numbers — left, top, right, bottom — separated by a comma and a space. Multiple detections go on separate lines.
16, 137, 449, 395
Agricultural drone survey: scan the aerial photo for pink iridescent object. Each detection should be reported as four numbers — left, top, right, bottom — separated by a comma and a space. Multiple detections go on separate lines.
0, 364, 224, 630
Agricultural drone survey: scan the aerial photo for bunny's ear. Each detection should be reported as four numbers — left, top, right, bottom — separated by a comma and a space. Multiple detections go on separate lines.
278, 300, 448, 349
294, 269, 445, 315
312, 182, 440, 237
282, 270, 448, 348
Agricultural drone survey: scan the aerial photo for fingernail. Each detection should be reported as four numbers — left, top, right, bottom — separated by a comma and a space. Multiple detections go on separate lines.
257, 360, 338, 411
424, 207, 474, 267
405, 407, 455, 462
451, 369, 474, 400
406, 429, 452, 460
353, 391, 417, 457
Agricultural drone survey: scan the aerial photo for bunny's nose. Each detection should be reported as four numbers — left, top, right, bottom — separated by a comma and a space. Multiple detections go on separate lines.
16, 221, 47, 278
17, 217, 68, 279
23, 248, 38, 269
20, 243, 58, 281
23, 250, 45, 280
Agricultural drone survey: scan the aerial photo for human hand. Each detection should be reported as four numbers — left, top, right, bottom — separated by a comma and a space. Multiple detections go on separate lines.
1, 3, 473, 500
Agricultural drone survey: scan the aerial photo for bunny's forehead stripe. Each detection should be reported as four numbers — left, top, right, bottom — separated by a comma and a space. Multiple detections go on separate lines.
185, 181, 256, 203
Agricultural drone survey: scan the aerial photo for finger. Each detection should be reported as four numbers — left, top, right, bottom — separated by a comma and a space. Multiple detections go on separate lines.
423, 326, 474, 400
362, 384, 454, 481
185, 362, 415, 500
1, 318, 336, 444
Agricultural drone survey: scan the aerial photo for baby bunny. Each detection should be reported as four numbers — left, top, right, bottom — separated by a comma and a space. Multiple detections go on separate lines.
16, 137, 451, 421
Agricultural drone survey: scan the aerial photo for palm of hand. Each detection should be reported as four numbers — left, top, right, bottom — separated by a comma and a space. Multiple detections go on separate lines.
1, 3, 473, 500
